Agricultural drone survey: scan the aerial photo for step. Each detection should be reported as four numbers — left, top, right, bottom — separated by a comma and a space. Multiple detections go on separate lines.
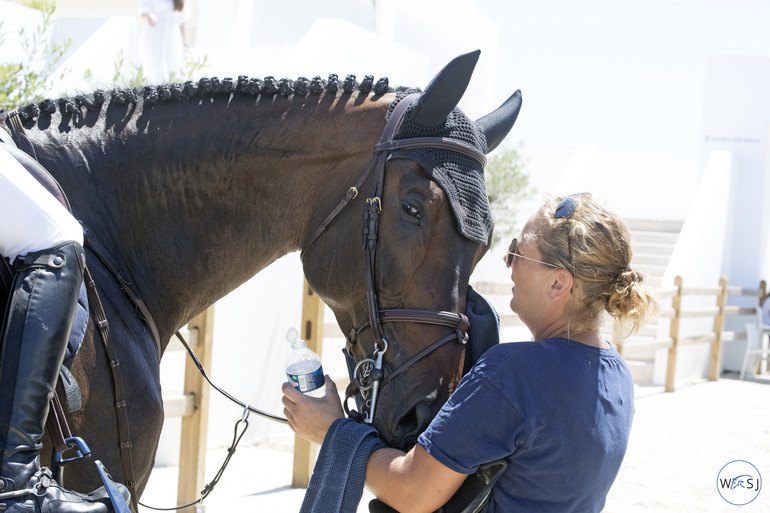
630, 230, 680, 243
625, 219, 683, 233
632, 240, 677, 255
633, 262, 668, 276
633, 253, 672, 267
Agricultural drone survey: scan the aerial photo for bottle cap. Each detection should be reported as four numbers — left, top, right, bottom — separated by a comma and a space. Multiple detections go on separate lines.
286, 327, 304, 348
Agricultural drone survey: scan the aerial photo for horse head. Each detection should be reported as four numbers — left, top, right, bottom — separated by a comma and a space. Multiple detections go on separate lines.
302, 51, 522, 449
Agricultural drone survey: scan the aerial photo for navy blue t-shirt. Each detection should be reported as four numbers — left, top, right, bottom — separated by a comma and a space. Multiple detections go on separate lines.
417, 338, 634, 513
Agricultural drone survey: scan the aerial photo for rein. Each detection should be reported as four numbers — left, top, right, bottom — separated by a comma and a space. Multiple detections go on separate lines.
301, 94, 482, 425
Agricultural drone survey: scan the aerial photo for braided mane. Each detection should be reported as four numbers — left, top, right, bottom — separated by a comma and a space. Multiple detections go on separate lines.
3, 73, 406, 126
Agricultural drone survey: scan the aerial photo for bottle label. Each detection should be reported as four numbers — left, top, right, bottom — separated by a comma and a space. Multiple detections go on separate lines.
287, 366, 324, 394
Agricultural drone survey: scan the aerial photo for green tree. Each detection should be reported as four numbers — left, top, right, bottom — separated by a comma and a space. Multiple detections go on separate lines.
485, 143, 533, 249
0, 0, 71, 111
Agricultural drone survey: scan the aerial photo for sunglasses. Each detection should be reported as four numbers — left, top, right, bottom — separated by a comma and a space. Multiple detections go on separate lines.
505, 238, 559, 269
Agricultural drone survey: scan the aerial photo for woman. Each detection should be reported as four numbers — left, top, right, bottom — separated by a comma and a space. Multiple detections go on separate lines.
139, 0, 189, 83
0, 142, 129, 512
282, 193, 658, 513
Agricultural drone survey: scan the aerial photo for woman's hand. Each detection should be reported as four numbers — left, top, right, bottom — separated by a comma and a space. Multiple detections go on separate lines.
141, 13, 158, 27
281, 375, 344, 445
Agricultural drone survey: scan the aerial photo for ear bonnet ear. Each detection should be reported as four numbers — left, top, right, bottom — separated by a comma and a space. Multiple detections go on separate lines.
386, 50, 522, 245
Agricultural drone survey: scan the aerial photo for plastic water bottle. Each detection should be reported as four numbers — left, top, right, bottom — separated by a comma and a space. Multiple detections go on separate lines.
285, 328, 325, 398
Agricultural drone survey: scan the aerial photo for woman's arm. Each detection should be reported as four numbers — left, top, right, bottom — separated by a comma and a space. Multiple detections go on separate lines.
281, 376, 468, 513
141, 13, 157, 26
366, 444, 468, 513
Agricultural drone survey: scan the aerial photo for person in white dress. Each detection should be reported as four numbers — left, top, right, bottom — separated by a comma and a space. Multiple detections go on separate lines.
139, 0, 190, 83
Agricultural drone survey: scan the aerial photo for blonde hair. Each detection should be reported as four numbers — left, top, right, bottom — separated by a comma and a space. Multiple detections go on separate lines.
526, 193, 658, 335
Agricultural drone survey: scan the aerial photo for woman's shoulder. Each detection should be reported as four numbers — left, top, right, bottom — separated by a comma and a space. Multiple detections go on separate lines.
478, 338, 561, 359
479, 340, 537, 359
473, 337, 623, 378
472, 341, 543, 375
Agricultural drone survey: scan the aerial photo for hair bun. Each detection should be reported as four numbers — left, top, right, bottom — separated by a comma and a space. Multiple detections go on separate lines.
613, 266, 632, 284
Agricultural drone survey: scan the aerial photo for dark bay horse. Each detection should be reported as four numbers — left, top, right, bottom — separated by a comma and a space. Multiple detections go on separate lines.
1, 51, 521, 501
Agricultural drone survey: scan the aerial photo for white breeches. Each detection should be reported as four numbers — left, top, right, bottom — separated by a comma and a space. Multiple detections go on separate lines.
0, 145, 83, 264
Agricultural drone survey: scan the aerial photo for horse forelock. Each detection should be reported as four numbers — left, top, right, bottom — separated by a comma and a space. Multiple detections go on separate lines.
4, 73, 406, 129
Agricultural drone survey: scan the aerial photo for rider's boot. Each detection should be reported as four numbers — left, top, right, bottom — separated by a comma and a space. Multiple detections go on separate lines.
0, 241, 130, 512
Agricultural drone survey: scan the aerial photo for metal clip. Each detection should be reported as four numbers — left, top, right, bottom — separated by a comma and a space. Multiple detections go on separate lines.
353, 358, 375, 391
52, 437, 91, 472
364, 343, 386, 424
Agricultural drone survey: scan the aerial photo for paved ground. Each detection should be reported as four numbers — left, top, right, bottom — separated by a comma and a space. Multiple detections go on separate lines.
138, 374, 769, 513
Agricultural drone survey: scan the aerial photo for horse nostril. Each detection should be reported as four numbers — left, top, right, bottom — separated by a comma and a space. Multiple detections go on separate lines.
392, 400, 434, 450
398, 408, 419, 433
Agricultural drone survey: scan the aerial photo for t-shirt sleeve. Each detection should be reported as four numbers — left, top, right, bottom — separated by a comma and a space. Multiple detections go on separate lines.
417, 361, 523, 475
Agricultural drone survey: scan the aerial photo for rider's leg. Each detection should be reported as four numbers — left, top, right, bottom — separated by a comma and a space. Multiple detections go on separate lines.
0, 242, 130, 512
0, 148, 129, 511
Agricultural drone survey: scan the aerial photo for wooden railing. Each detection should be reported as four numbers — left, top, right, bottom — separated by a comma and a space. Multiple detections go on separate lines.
160, 307, 215, 508
157, 288, 323, 497
614, 277, 767, 392
292, 280, 325, 488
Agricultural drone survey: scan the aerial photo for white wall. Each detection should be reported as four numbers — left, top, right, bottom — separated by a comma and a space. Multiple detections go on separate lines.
651, 152, 734, 385
0, 1, 44, 68
698, 56, 770, 371
700, 56, 770, 290
192, 0, 499, 118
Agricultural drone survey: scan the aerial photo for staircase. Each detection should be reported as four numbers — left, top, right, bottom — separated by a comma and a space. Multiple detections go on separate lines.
620, 218, 683, 384
625, 218, 683, 289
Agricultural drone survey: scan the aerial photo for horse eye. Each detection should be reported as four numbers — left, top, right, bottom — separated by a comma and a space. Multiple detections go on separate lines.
401, 201, 422, 220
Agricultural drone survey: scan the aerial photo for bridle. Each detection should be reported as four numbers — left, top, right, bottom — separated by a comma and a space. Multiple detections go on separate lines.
301, 93, 486, 424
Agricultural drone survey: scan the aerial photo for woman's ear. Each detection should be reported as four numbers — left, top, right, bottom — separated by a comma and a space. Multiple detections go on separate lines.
547, 269, 574, 301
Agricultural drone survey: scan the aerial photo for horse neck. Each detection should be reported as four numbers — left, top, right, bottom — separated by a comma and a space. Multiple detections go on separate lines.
28, 90, 392, 341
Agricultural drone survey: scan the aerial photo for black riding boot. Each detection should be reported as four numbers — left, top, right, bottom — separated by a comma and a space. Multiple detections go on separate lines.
0, 241, 130, 513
